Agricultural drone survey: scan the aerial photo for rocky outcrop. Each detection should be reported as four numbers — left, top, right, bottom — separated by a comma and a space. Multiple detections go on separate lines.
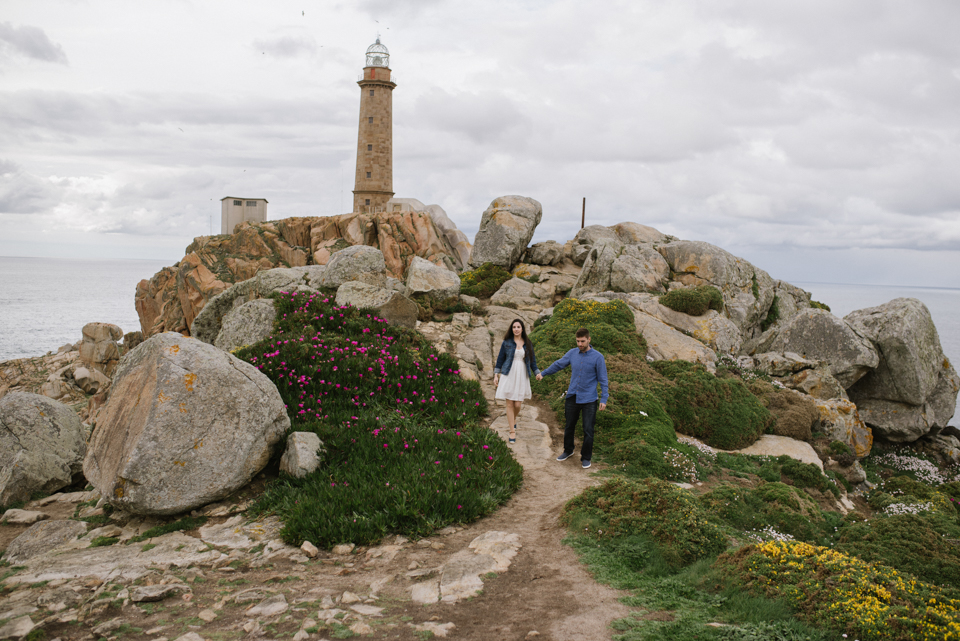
524, 241, 564, 266
470, 196, 542, 270
335, 282, 419, 328
405, 256, 460, 301
656, 240, 776, 339
845, 300, 958, 442
80, 323, 123, 376
0, 393, 86, 507
84, 333, 289, 515
425, 204, 472, 268
3, 519, 88, 564
630, 308, 717, 371
319, 245, 387, 289
490, 278, 555, 309
214, 299, 276, 352
136, 212, 462, 338
754, 309, 879, 389
612, 222, 672, 245
570, 240, 624, 298
623, 293, 742, 354
72, 366, 111, 395
609, 245, 671, 294
816, 399, 873, 458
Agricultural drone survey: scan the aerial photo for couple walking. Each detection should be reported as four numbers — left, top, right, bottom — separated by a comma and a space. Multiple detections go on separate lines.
493, 319, 609, 469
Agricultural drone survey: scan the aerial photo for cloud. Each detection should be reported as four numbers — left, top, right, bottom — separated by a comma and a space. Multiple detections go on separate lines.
0, 22, 67, 65
0, 161, 60, 214
252, 34, 317, 59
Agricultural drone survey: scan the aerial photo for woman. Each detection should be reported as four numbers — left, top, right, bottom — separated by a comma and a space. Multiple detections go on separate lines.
493, 319, 540, 444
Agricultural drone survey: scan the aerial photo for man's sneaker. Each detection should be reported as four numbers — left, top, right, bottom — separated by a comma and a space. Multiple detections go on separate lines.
556, 451, 574, 462
582, 459, 592, 469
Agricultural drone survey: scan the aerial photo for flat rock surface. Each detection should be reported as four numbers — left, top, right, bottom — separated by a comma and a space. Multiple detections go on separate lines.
731, 434, 824, 471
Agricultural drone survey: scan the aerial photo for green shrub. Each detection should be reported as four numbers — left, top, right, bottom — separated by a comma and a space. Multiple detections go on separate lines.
652, 361, 773, 450
659, 286, 724, 316
127, 516, 208, 543
759, 295, 780, 332
532, 298, 646, 358
459, 263, 512, 298
562, 477, 727, 567
809, 300, 831, 312
235, 291, 519, 547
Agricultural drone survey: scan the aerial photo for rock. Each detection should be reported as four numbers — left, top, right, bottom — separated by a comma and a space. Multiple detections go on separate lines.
781, 365, 848, 401
570, 242, 592, 266
72, 366, 111, 395
462, 327, 495, 381
279, 432, 323, 479
570, 240, 624, 298
825, 459, 867, 484
410, 580, 440, 604
412, 621, 456, 638
332, 543, 355, 555
424, 204, 472, 268
131, 583, 190, 603
845, 298, 959, 441
470, 196, 543, 270
0, 617, 34, 640
609, 245, 670, 294
574, 225, 620, 246
80, 322, 123, 375
468, 531, 522, 570
490, 278, 552, 309
233, 588, 277, 604
731, 435, 823, 471
83, 333, 290, 516
846, 299, 947, 405
214, 299, 276, 352
755, 309, 878, 388
198, 515, 254, 549
335, 281, 419, 329
0, 392, 86, 508
405, 256, 460, 301
612, 221, 671, 245
245, 594, 288, 617
752, 352, 818, 377
524, 241, 564, 266
349, 604, 383, 616
3, 520, 88, 564
300, 541, 318, 558
35, 586, 82, 611
815, 399, 873, 458
174, 633, 205, 641
628, 294, 742, 354
312, 237, 352, 265
631, 309, 717, 371
320, 245, 386, 288
86, 524, 121, 539
769, 280, 813, 328
0, 510, 49, 525
92, 618, 125, 636
349, 622, 374, 635
657, 240, 776, 338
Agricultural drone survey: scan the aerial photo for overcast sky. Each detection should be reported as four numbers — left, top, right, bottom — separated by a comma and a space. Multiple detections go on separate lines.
2, 0, 959, 288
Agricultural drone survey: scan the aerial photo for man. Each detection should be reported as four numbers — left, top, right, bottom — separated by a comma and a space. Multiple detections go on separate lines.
536, 327, 608, 469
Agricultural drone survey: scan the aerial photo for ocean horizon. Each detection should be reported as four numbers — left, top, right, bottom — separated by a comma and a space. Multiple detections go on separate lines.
0, 256, 957, 369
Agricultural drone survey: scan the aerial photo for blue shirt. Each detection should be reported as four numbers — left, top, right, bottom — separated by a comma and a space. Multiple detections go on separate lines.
541, 347, 609, 404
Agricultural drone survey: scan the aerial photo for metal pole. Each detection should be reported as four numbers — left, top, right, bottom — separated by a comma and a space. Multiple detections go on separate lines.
581, 197, 586, 229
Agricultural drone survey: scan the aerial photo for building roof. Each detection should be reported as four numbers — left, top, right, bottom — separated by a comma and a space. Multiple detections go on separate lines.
220, 197, 269, 203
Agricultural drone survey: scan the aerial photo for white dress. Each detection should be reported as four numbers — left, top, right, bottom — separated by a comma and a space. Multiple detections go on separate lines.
495, 345, 532, 402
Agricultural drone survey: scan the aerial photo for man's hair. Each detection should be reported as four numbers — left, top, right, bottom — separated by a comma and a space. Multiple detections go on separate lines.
575, 328, 590, 339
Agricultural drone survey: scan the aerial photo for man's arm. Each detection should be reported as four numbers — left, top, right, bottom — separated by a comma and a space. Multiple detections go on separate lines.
597, 353, 609, 410
537, 350, 571, 381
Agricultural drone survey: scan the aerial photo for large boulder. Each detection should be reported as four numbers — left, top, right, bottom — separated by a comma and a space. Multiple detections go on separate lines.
628, 294, 742, 354
612, 222, 671, 245
83, 333, 290, 515
320, 245, 387, 288
769, 281, 812, 328
191, 266, 327, 344
656, 240, 776, 339
631, 308, 717, 371
80, 322, 123, 375
609, 245, 670, 295
214, 299, 277, 352
754, 309, 878, 389
490, 278, 554, 309
524, 241, 564, 266
424, 204, 472, 268
470, 196, 543, 270
574, 225, 620, 246
405, 256, 460, 301
0, 393, 86, 508
570, 240, 624, 298
335, 281, 419, 328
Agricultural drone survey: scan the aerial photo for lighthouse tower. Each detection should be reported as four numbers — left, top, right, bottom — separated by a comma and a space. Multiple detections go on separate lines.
352, 38, 396, 213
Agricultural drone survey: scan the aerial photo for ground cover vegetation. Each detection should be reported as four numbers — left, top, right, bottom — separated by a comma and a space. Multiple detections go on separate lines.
529, 297, 960, 638
234, 291, 522, 547
458, 262, 513, 298
658, 285, 724, 316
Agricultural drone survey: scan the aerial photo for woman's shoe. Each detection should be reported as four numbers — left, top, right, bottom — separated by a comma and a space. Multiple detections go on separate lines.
509, 435, 516, 444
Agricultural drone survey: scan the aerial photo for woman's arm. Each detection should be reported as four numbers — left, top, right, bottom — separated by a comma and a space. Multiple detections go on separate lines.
493, 341, 508, 375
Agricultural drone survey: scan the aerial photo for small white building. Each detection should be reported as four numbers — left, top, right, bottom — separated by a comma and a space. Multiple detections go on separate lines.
221, 197, 268, 234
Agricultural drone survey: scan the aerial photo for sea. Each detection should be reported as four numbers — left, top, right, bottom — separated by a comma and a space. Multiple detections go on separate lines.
0, 257, 957, 368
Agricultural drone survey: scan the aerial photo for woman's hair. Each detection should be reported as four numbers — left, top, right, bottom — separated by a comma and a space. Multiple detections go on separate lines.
503, 319, 533, 364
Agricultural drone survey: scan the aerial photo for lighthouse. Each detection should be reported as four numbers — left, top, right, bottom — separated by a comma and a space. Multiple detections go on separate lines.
352, 38, 396, 213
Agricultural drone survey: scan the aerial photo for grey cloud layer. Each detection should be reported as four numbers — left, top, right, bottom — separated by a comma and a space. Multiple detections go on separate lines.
0, 22, 67, 64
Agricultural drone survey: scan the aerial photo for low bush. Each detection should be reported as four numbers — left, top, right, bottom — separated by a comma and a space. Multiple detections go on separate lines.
659, 285, 724, 316
459, 263, 512, 298
746, 380, 817, 441
236, 291, 520, 546
532, 298, 645, 360
809, 300, 831, 312
652, 361, 773, 450
562, 477, 726, 567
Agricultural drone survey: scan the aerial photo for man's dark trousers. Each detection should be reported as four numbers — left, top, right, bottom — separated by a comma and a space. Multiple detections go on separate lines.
563, 393, 597, 461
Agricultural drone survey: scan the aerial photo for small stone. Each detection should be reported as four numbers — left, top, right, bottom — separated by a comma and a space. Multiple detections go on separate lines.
332, 543, 355, 555
340, 591, 361, 604
349, 604, 384, 616
0, 510, 49, 525
0, 616, 35, 640
246, 594, 288, 618
407, 561, 419, 570
301, 618, 317, 630
300, 541, 319, 558
416, 540, 432, 548
145, 626, 169, 635
86, 524, 122, 539
131, 583, 189, 603
292, 631, 310, 641
319, 595, 335, 610
174, 633, 206, 641
526, 632, 541, 639
349, 622, 373, 635
242, 621, 259, 634
92, 618, 125, 636
430, 542, 445, 550
197, 609, 217, 623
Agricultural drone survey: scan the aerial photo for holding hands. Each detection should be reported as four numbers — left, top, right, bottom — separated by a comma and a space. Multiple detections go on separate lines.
536, 373, 543, 381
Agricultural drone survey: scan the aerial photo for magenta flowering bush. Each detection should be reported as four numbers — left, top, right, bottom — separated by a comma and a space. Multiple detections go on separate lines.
236, 292, 520, 547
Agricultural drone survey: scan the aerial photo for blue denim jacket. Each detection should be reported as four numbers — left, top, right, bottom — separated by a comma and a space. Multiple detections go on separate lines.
494, 338, 541, 378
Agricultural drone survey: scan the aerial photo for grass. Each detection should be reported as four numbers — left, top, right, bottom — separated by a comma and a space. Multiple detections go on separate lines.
127, 515, 208, 543
235, 291, 522, 547
459, 263, 512, 298
89, 536, 119, 547
659, 285, 724, 316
